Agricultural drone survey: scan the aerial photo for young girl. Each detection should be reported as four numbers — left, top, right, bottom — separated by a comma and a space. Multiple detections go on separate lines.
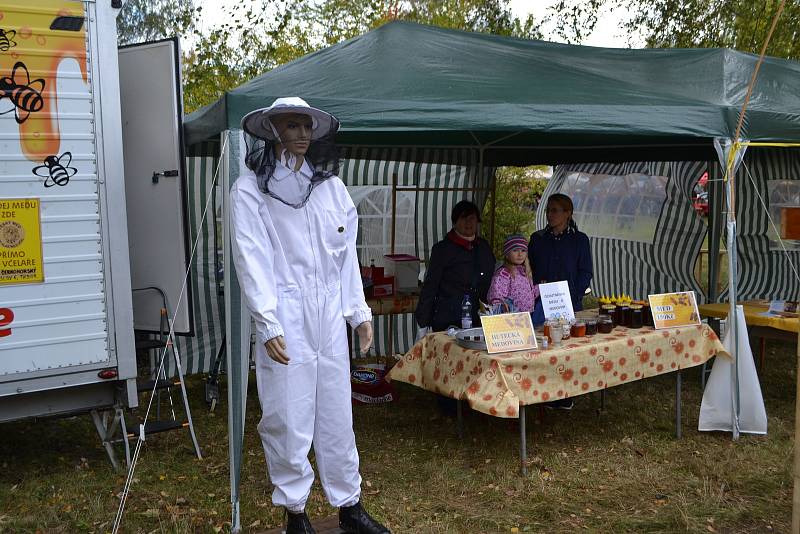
487, 234, 539, 312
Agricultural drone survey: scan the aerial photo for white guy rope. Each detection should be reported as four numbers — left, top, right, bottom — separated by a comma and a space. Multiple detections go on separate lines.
113, 136, 228, 533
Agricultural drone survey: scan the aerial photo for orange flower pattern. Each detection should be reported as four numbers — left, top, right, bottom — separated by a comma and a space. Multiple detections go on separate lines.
388, 325, 727, 419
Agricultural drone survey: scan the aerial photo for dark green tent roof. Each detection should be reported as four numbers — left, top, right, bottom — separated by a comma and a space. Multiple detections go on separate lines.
184, 21, 800, 164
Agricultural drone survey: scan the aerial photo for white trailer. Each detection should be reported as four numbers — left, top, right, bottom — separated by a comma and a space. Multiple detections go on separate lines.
0, 0, 194, 466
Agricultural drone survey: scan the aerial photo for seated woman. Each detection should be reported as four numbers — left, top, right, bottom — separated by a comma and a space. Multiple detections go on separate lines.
529, 193, 593, 321
487, 234, 539, 313
415, 200, 496, 332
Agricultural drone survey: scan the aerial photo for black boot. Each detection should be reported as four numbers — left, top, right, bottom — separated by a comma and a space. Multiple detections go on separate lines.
285, 510, 316, 534
339, 501, 391, 534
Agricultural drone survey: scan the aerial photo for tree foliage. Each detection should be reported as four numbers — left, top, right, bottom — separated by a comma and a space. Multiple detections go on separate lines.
482, 167, 549, 258
116, 0, 196, 45
549, 0, 800, 59
177, 0, 542, 113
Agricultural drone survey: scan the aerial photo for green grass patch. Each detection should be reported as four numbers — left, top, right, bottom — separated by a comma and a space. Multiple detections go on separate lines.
0, 339, 794, 533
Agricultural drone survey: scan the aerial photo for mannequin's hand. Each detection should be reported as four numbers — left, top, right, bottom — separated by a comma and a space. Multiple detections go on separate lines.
355, 321, 373, 355
265, 336, 290, 365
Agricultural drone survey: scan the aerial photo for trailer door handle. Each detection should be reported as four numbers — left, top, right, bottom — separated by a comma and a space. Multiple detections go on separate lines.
152, 170, 179, 184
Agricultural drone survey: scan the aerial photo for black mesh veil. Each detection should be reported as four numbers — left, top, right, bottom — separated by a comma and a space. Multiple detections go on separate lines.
243, 116, 341, 209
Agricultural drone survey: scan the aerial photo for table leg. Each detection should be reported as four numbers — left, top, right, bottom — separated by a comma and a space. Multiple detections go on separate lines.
598, 389, 606, 413
675, 370, 682, 439
456, 399, 463, 439
519, 404, 527, 476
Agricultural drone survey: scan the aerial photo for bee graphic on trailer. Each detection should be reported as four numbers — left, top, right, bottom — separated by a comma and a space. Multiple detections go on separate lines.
33, 152, 77, 188
0, 62, 44, 124
0, 29, 17, 52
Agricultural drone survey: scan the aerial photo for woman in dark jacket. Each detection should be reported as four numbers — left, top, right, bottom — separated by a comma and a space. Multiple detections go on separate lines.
416, 200, 496, 332
529, 193, 593, 322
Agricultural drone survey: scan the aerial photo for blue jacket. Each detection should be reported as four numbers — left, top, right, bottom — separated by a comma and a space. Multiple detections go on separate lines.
529, 225, 593, 323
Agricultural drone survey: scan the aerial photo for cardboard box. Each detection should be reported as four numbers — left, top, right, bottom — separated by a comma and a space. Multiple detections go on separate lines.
383, 254, 421, 293
781, 207, 800, 240
372, 278, 394, 297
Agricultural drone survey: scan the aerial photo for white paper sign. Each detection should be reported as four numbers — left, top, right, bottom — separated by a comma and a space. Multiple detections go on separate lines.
766, 300, 785, 316
539, 281, 575, 321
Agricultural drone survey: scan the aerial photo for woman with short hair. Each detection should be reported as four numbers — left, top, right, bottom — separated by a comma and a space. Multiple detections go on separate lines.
415, 200, 496, 332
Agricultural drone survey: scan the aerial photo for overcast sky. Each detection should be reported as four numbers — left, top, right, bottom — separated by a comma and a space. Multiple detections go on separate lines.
198, 1, 637, 49
511, 0, 634, 48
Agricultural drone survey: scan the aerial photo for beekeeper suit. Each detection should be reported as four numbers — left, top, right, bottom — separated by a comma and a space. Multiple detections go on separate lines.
230, 97, 390, 534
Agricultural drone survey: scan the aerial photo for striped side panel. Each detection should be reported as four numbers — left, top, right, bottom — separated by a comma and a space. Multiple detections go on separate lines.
652, 161, 707, 299
544, 161, 708, 302
341, 150, 490, 356
722, 148, 800, 301
173, 142, 224, 376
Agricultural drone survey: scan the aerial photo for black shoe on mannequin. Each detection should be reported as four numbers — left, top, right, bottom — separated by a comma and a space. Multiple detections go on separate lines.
285, 509, 316, 534
339, 501, 390, 534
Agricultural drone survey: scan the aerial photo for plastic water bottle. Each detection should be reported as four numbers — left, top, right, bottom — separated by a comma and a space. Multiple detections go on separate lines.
461, 294, 473, 329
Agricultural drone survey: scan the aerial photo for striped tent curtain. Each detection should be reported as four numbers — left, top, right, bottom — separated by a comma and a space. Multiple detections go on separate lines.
168, 141, 225, 377
341, 148, 494, 357
540, 161, 709, 303
717, 148, 800, 301
177, 143, 494, 373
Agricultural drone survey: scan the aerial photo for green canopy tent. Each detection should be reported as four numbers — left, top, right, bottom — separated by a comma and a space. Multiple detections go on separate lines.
186, 21, 800, 162
181, 21, 800, 532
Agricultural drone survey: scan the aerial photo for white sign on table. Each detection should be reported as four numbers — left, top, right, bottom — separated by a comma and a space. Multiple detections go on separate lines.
539, 281, 575, 321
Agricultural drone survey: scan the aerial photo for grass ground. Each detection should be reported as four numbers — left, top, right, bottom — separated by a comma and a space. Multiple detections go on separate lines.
0, 337, 795, 533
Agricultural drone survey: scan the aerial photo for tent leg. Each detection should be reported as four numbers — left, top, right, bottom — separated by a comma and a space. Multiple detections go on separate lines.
792, 329, 800, 532
456, 399, 464, 439
519, 404, 527, 476
231, 500, 241, 534
675, 370, 682, 439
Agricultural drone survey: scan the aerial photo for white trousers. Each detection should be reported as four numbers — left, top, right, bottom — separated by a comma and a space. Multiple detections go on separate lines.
254, 282, 361, 512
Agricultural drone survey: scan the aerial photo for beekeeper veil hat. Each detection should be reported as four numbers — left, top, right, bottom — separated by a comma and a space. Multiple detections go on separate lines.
242, 97, 341, 209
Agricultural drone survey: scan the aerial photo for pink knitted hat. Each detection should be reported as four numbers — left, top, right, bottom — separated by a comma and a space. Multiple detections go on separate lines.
503, 234, 528, 255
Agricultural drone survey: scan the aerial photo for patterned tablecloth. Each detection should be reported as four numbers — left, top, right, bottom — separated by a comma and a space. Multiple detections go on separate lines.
388, 324, 729, 418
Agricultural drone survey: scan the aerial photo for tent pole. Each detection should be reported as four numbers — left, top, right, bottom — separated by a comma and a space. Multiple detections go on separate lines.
391, 173, 397, 254
223, 130, 249, 533
707, 162, 723, 302
489, 163, 497, 249
724, 141, 741, 441
794, 328, 800, 532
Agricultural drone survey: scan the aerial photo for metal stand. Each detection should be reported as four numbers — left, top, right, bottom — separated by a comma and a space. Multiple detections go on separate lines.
129, 287, 203, 461
205, 334, 226, 411
91, 406, 130, 471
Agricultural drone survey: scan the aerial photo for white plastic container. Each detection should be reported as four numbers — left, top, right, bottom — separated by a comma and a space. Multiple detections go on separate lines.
383, 253, 421, 293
